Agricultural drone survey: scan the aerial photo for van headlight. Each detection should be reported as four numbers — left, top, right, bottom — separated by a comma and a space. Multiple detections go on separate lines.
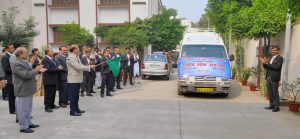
182, 75, 189, 81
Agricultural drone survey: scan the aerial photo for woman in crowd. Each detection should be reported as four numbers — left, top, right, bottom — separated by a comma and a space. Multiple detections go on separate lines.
29, 48, 44, 96
133, 50, 141, 84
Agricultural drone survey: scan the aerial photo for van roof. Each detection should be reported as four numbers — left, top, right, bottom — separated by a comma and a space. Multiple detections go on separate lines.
182, 32, 224, 45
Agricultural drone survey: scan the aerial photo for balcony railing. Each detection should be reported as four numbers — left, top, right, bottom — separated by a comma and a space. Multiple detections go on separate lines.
49, 0, 79, 8
98, 0, 129, 7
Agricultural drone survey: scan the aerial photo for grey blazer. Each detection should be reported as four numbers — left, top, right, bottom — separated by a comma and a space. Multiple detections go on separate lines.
11, 57, 39, 97
0, 56, 6, 79
66, 53, 90, 83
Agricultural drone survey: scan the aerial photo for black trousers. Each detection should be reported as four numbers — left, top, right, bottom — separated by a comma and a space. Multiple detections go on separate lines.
58, 80, 68, 105
44, 85, 57, 109
123, 66, 133, 85
116, 69, 121, 88
110, 74, 116, 91
101, 74, 111, 95
266, 77, 280, 108
3, 84, 15, 113
68, 83, 81, 113
81, 73, 93, 95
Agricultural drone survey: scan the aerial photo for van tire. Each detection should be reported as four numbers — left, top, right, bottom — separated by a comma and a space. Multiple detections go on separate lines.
178, 88, 183, 95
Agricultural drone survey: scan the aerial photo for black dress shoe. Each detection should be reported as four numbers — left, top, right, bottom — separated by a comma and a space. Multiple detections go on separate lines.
3, 97, 8, 101
91, 91, 96, 93
10, 112, 16, 114
59, 104, 67, 108
264, 106, 274, 110
45, 109, 53, 113
111, 90, 115, 92
272, 108, 280, 112
97, 87, 101, 89
117, 87, 123, 89
29, 124, 39, 128
70, 112, 81, 116
65, 102, 70, 105
107, 94, 113, 97
101, 94, 104, 98
16, 119, 18, 123
80, 93, 84, 97
86, 94, 93, 97
77, 110, 85, 113
130, 84, 134, 86
20, 128, 34, 133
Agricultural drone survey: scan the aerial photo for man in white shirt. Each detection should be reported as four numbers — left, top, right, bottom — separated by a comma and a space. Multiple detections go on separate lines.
260, 46, 283, 112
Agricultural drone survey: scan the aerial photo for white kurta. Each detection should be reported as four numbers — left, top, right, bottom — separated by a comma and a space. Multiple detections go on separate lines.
133, 55, 140, 76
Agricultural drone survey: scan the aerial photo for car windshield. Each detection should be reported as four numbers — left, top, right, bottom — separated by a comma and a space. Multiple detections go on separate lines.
181, 45, 227, 59
145, 55, 166, 62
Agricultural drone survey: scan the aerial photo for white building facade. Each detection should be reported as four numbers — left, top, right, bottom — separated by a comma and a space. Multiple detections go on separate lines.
0, 0, 163, 51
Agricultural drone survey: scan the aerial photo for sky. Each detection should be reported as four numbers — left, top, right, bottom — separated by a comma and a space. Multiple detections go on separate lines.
162, 0, 208, 22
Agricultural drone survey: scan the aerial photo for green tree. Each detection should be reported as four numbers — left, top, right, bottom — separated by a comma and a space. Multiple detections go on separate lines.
145, 8, 185, 51
107, 25, 148, 49
58, 22, 94, 47
247, 0, 287, 55
0, 7, 39, 48
94, 25, 110, 39
197, 13, 210, 29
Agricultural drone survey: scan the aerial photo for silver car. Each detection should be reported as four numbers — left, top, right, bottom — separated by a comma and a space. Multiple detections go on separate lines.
141, 54, 171, 80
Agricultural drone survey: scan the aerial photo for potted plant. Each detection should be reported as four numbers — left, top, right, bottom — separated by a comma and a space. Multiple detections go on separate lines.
248, 82, 257, 91
240, 67, 251, 86
248, 66, 261, 91
284, 78, 300, 112
231, 66, 237, 80
261, 80, 269, 99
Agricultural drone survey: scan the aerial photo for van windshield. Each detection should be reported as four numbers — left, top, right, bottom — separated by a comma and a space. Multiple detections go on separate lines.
181, 45, 227, 59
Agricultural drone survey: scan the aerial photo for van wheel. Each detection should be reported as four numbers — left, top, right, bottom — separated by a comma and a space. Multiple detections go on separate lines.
141, 74, 146, 80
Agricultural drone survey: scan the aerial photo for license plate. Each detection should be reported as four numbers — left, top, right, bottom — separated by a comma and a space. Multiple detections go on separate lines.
197, 88, 214, 93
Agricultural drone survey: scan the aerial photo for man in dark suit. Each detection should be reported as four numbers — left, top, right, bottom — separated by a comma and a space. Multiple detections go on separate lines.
100, 50, 113, 97
1, 43, 16, 114
112, 47, 122, 89
42, 48, 63, 113
55, 46, 69, 108
81, 51, 93, 97
260, 46, 284, 112
122, 48, 134, 86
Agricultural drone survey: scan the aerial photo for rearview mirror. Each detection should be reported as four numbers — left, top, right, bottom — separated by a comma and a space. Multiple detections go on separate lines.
229, 54, 235, 61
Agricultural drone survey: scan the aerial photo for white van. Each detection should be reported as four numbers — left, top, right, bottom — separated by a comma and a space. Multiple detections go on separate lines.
177, 32, 234, 97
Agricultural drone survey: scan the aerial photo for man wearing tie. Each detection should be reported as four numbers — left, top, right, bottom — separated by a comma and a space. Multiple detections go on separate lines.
67, 45, 96, 116
55, 46, 69, 108
42, 48, 63, 113
81, 51, 93, 97
122, 48, 134, 86
100, 50, 113, 97
1, 43, 16, 114
260, 46, 284, 112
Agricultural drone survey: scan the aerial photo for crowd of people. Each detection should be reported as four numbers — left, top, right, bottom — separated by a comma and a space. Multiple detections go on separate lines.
0, 43, 141, 133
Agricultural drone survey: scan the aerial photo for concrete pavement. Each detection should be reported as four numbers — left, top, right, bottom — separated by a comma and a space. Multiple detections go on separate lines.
0, 73, 300, 139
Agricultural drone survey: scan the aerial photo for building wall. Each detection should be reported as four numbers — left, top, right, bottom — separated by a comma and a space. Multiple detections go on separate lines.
79, 0, 96, 34
31, 0, 47, 49
98, 8, 129, 23
0, 0, 32, 23
130, 0, 148, 21
49, 9, 78, 24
